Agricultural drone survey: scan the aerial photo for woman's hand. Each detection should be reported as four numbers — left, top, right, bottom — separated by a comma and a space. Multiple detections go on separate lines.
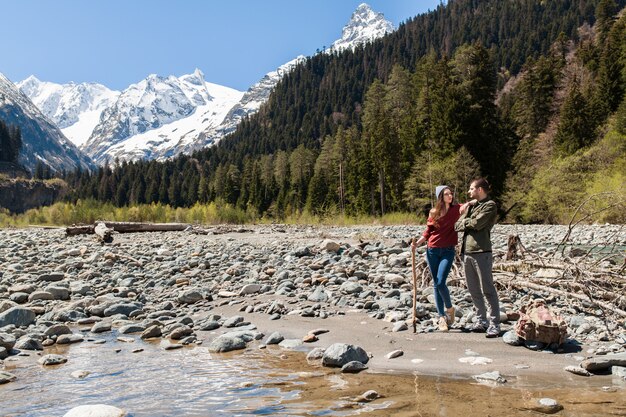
460, 199, 477, 215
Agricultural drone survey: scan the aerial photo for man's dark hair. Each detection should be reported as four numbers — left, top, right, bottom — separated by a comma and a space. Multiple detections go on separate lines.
472, 177, 491, 193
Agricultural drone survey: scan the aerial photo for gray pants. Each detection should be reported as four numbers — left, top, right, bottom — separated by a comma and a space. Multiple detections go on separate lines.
463, 252, 500, 325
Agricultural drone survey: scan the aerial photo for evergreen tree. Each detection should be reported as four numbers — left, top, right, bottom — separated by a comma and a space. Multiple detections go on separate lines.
555, 81, 596, 154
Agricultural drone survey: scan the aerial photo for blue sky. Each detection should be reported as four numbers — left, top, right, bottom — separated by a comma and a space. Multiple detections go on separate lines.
1, 1, 442, 91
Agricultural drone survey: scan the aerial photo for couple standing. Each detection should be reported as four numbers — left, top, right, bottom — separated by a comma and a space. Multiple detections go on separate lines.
413, 178, 500, 338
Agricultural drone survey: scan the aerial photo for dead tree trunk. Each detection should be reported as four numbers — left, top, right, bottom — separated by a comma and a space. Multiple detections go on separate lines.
66, 221, 189, 236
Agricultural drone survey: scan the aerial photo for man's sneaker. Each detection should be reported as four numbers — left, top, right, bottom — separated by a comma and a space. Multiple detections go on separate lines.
438, 316, 449, 332
468, 321, 488, 333
446, 307, 456, 325
486, 324, 501, 338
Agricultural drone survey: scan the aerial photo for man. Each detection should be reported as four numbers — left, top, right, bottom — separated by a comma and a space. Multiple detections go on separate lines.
454, 178, 501, 338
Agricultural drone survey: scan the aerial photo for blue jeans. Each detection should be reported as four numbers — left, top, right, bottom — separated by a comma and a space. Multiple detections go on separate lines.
426, 247, 455, 317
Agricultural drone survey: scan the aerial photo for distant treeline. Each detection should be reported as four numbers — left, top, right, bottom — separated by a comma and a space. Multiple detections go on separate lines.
61, 0, 626, 223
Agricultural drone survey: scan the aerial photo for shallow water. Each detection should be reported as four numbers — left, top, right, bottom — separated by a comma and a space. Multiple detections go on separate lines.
1, 332, 624, 417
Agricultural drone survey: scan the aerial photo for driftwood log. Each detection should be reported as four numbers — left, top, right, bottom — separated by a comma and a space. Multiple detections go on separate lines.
66, 221, 190, 236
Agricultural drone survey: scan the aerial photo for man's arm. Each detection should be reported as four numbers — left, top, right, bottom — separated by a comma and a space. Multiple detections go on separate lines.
455, 201, 497, 231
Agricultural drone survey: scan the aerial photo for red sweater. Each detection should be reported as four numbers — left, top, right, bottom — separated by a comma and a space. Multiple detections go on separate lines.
422, 204, 461, 248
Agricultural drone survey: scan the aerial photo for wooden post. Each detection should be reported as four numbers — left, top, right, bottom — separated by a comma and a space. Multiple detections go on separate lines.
411, 237, 417, 333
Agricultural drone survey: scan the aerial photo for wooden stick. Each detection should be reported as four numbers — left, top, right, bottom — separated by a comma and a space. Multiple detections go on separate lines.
411, 238, 417, 333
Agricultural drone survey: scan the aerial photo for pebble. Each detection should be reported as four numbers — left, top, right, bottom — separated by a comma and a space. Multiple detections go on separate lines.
386, 349, 404, 359
38, 354, 67, 366
472, 370, 507, 384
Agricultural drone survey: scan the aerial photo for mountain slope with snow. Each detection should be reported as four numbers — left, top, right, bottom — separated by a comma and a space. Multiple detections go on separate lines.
0, 73, 94, 173
82, 69, 244, 163
17, 76, 119, 147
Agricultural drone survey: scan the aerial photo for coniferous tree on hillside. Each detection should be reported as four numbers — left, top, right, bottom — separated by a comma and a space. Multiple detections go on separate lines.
0, 119, 22, 164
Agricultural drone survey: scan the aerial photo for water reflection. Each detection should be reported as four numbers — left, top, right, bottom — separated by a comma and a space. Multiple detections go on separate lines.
1, 332, 624, 417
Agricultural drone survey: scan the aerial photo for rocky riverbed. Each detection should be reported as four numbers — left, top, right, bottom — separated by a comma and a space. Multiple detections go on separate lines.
0, 224, 625, 415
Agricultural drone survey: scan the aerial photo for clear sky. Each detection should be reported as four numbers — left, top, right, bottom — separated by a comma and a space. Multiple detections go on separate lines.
1, 0, 442, 91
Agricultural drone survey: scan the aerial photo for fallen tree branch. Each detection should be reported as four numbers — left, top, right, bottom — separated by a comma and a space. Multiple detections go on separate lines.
498, 276, 626, 318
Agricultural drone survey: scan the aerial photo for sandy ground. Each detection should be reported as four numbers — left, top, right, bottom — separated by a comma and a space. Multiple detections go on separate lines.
209, 298, 613, 390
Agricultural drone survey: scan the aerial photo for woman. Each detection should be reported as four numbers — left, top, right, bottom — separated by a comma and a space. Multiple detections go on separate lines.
413, 185, 472, 332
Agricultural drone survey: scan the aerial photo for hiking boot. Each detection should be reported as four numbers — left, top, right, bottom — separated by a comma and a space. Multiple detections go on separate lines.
438, 316, 449, 332
446, 307, 456, 325
468, 320, 488, 333
486, 324, 500, 338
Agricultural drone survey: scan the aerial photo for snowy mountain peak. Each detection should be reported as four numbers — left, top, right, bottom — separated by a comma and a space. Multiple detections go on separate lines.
331, 3, 394, 51
0, 72, 94, 173
16, 76, 119, 147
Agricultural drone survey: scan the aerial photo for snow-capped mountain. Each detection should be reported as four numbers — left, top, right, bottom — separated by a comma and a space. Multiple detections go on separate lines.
330, 3, 394, 51
191, 56, 306, 151
82, 69, 243, 163
16, 76, 119, 147
0, 73, 94, 173
19, 3, 394, 165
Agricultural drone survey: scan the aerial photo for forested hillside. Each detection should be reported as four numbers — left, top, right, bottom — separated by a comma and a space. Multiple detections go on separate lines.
61, 0, 626, 223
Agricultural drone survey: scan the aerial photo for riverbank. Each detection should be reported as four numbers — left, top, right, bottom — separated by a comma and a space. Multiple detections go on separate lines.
0, 224, 625, 415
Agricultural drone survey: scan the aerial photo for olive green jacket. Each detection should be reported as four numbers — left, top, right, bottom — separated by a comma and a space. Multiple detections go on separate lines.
454, 198, 497, 253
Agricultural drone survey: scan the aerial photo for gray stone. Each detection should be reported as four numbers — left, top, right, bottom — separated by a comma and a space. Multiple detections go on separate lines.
320, 240, 341, 252
239, 284, 262, 295
376, 298, 401, 310
392, 322, 408, 332
0, 306, 36, 328
177, 289, 204, 304
208, 335, 247, 353
472, 371, 507, 384
322, 343, 369, 367
278, 339, 303, 349
45, 324, 72, 337
384, 273, 405, 285
526, 398, 563, 414
0, 346, 7, 360
56, 334, 84, 345
355, 390, 379, 402
46, 286, 70, 300
119, 324, 146, 334
386, 349, 404, 359
103, 303, 140, 317
91, 321, 112, 333
308, 286, 330, 303
581, 353, 626, 372
0, 333, 16, 350
38, 272, 64, 282
0, 300, 17, 314
15, 336, 43, 350
265, 331, 284, 345
502, 330, 521, 346
340, 281, 362, 295
306, 347, 326, 361
341, 360, 368, 373
197, 320, 220, 331
63, 404, 126, 417
38, 354, 68, 366
9, 292, 29, 303
140, 325, 162, 339
223, 315, 244, 328
564, 365, 592, 377
0, 370, 17, 384
170, 325, 193, 340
